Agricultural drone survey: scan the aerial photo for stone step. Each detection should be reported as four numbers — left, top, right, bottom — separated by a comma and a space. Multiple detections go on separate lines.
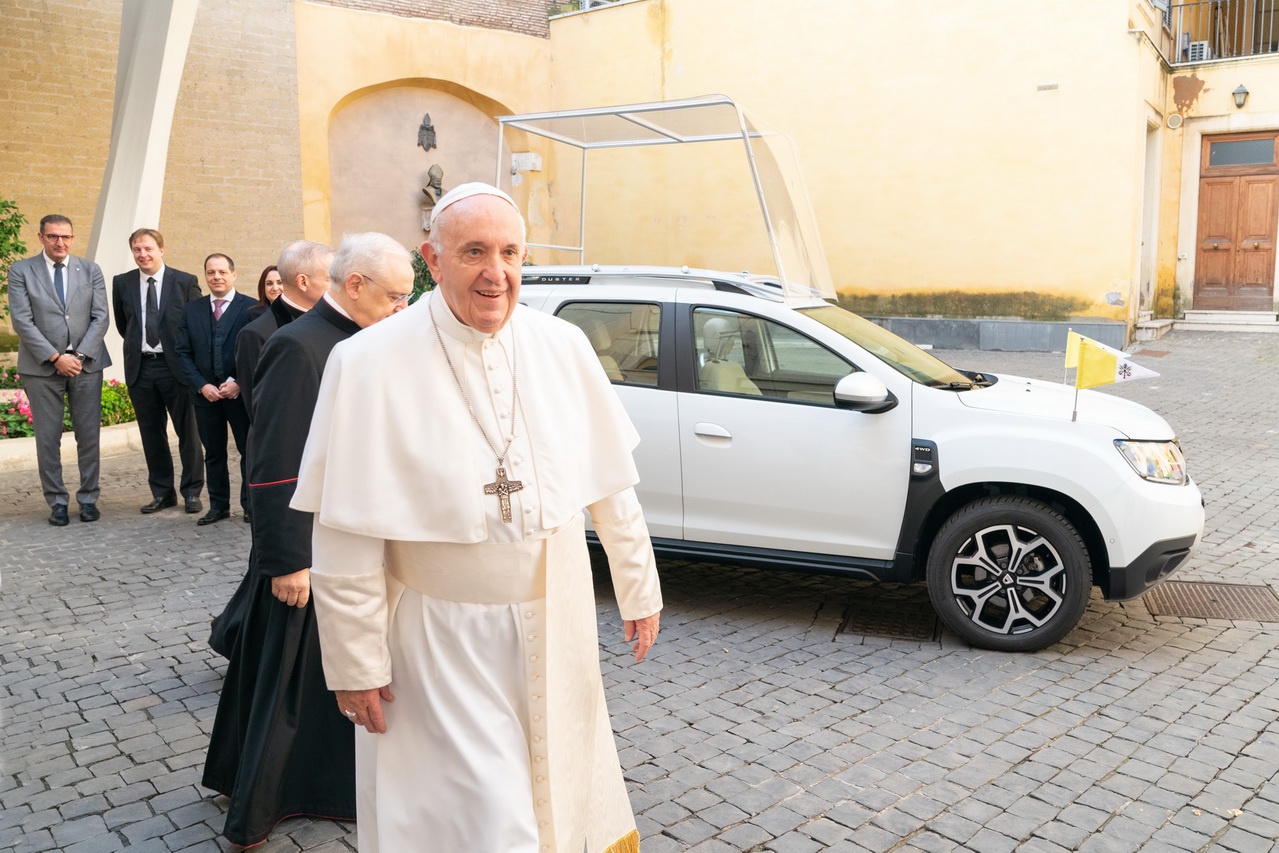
1181, 309, 1278, 325
1134, 318, 1174, 342
1174, 321, 1279, 333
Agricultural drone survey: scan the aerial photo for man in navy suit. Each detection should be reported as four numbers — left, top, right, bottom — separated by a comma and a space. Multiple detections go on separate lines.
175, 253, 253, 526
6, 214, 112, 526
113, 228, 205, 515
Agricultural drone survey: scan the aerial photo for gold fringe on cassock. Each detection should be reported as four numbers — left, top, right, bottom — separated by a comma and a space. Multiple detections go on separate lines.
602, 829, 641, 853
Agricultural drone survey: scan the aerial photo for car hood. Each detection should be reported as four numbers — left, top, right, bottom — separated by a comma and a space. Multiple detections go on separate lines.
955, 373, 1176, 439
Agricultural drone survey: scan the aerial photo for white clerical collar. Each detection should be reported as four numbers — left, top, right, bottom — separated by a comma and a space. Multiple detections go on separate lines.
429, 290, 513, 346
322, 291, 354, 320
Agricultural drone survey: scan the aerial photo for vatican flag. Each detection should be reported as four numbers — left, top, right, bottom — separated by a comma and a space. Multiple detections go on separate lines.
1074, 334, 1159, 389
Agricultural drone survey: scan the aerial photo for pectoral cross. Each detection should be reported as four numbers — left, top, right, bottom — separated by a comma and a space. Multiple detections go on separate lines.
484, 466, 524, 523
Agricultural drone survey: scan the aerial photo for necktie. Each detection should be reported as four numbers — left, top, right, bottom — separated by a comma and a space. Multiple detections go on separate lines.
145, 277, 160, 348
213, 298, 226, 321
54, 263, 66, 308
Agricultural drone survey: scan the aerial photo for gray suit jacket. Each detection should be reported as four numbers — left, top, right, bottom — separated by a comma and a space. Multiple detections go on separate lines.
7, 252, 112, 375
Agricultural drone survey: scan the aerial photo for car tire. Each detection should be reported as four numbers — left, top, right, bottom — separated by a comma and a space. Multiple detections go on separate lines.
926, 496, 1091, 652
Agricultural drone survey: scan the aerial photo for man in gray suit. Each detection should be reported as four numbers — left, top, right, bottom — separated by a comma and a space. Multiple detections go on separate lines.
6, 214, 112, 526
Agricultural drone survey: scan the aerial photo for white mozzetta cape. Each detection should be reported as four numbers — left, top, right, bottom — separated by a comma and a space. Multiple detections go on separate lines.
291, 295, 642, 538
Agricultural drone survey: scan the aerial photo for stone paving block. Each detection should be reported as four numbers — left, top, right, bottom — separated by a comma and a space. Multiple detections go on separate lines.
4, 334, 1279, 850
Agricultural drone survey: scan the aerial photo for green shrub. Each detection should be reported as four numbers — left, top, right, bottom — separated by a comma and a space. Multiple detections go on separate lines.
0, 375, 137, 439
410, 248, 436, 304
0, 198, 28, 321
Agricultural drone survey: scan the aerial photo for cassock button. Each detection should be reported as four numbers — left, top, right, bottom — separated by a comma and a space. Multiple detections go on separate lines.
524, 611, 534, 619
533, 714, 542, 722
529, 654, 539, 662
527, 634, 536, 642
536, 775, 545, 783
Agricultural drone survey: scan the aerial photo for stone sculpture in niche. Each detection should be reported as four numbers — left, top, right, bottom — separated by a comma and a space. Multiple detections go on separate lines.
417, 113, 437, 152
421, 164, 445, 232
416, 115, 446, 233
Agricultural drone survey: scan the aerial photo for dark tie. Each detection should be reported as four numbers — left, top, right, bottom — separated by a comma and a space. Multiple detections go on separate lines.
54, 263, 66, 308
145, 277, 160, 348
213, 298, 226, 321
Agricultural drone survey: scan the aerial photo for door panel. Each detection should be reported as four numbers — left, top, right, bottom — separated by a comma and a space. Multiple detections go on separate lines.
677, 308, 910, 558
1235, 176, 1279, 307
1194, 177, 1237, 299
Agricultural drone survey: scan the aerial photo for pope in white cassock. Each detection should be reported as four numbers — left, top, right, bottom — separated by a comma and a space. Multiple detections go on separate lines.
292, 182, 663, 853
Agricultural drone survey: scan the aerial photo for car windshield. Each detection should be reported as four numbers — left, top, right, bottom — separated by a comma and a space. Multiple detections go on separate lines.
800, 304, 976, 387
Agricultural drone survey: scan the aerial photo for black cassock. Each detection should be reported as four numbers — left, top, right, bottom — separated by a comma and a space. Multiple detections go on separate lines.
202, 298, 361, 846
208, 295, 304, 659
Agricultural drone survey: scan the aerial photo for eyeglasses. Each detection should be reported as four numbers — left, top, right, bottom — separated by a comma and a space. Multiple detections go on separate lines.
362, 274, 411, 305
42, 234, 74, 243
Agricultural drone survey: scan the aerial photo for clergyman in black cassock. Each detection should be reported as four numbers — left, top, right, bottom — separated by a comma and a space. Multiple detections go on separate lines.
206, 294, 305, 659
208, 240, 331, 660
201, 234, 411, 847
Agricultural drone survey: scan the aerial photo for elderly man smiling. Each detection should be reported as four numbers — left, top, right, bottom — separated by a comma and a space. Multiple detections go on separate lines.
293, 183, 663, 853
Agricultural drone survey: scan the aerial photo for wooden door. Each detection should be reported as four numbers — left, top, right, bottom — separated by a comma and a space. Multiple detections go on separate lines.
1194, 133, 1279, 311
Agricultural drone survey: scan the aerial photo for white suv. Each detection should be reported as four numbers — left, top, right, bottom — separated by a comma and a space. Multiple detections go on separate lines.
521, 265, 1205, 652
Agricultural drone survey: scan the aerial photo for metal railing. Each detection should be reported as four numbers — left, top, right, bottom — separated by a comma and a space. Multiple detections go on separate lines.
1168, 0, 1279, 63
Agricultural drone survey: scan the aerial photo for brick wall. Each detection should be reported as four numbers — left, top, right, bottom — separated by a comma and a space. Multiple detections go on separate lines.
159, 0, 305, 283
309, 0, 551, 37
0, 0, 304, 332
0, 0, 121, 284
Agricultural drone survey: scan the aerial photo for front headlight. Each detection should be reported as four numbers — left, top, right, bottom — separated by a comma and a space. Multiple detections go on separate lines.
1115, 439, 1188, 485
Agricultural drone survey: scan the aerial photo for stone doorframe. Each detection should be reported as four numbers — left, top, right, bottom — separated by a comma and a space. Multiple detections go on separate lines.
1177, 113, 1279, 313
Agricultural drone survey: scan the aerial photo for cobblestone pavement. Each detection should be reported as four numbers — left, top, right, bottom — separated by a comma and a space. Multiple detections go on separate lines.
2, 330, 1277, 852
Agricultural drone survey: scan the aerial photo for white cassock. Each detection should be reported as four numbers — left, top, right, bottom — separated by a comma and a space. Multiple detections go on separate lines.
293, 293, 663, 853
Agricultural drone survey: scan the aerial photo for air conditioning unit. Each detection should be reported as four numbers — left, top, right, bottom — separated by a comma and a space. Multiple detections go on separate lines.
1187, 40, 1213, 61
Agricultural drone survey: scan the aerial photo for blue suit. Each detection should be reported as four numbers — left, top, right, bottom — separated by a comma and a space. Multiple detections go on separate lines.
175, 292, 253, 513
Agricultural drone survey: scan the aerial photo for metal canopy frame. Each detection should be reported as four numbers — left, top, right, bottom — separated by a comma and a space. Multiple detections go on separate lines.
496, 94, 834, 301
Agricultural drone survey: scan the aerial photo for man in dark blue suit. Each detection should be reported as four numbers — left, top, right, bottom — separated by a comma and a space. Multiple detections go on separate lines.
175, 253, 254, 526
112, 228, 205, 515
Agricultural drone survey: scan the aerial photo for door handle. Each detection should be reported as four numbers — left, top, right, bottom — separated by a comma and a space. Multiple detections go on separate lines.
693, 423, 732, 439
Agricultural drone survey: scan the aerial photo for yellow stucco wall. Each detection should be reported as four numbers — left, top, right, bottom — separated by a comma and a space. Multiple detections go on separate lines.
543, 0, 1166, 321
294, 1, 551, 246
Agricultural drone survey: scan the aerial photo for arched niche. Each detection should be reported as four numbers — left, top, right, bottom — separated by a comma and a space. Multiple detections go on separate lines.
328, 80, 512, 252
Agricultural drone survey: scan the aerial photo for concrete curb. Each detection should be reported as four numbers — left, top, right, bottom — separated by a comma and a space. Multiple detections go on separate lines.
0, 421, 147, 473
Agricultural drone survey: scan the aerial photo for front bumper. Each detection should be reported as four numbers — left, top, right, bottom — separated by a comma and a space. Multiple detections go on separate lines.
1101, 534, 1199, 600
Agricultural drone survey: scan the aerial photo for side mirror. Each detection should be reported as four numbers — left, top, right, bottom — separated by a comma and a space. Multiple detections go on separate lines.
834, 372, 897, 413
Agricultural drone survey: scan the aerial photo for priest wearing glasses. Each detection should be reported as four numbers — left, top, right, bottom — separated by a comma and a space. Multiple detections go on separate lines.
293, 182, 663, 853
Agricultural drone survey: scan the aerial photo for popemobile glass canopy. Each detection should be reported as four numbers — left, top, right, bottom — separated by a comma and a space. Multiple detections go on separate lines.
496, 95, 835, 302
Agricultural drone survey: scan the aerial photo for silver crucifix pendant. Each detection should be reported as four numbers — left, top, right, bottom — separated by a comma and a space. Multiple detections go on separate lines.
484, 466, 525, 523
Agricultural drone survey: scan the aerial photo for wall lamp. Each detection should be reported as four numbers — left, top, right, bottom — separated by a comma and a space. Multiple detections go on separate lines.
1234, 85, 1249, 109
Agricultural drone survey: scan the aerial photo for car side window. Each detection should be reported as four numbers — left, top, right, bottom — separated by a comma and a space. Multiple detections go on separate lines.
556, 302, 661, 385
693, 308, 853, 404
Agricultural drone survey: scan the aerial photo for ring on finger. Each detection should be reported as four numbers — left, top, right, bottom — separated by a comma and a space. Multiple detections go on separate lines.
343, 709, 357, 718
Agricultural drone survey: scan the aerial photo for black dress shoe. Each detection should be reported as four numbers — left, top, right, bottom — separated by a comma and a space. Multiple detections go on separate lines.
185, 496, 203, 514
49, 504, 69, 526
198, 507, 231, 526
242, 514, 251, 523
79, 503, 100, 523
141, 495, 177, 514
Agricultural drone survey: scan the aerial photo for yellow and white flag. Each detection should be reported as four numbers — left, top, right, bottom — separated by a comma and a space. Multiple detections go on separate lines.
1073, 333, 1158, 389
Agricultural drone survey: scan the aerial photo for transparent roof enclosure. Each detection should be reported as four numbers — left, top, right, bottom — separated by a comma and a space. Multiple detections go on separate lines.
496, 95, 834, 301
